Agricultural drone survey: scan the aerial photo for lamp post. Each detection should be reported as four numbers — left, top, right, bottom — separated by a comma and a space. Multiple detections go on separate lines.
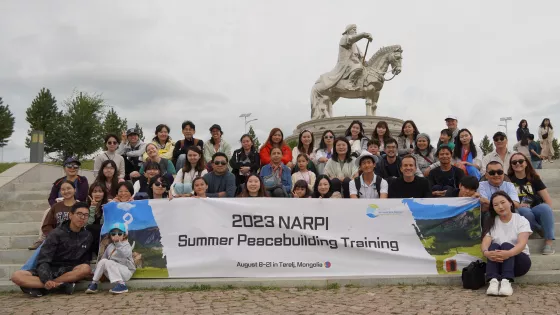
499, 117, 512, 137
239, 113, 258, 133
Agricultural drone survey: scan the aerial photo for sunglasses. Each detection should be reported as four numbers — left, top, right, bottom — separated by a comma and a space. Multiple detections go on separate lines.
110, 232, 124, 236
511, 159, 525, 166
324, 136, 334, 139
493, 136, 505, 142
214, 161, 227, 166
107, 141, 118, 145
154, 181, 167, 187
488, 169, 504, 176
66, 165, 80, 169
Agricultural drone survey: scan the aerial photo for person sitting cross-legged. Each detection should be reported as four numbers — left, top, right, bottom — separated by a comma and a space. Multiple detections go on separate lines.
260, 147, 292, 197
482, 191, 532, 296
11, 202, 93, 297
203, 152, 237, 198
349, 151, 388, 199
428, 145, 465, 197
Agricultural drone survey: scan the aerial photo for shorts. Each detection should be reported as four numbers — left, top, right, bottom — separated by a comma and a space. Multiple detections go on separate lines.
30, 265, 76, 279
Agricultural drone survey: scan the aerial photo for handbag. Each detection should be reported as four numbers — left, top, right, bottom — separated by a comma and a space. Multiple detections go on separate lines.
262, 172, 281, 190
542, 132, 549, 140
461, 260, 486, 290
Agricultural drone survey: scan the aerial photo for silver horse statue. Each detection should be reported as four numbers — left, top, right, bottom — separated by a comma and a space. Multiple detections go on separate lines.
310, 45, 403, 119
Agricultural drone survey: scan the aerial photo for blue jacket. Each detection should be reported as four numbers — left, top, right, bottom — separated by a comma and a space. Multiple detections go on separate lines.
259, 164, 292, 193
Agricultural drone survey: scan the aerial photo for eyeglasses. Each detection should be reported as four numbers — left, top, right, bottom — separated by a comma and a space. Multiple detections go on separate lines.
493, 136, 505, 142
214, 161, 228, 166
324, 136, 334, 139
74, 212, 89, 219
107, 141, 118, 145
66, 165, 80, 169
511, 159, 525, 166
488, 169, 504, 176
110, 232, 124, 236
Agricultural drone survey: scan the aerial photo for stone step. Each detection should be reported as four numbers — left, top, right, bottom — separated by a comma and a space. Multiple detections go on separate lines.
0, 264, 19, 280
0, 211, 44, 223
0, 190, 50, 202
0, 249, 34, 264
1, 270, 560, 291
0, 223, 40, 236
0, 200, 49, 212
11, 182, 53, 192
0, 235, 38, 250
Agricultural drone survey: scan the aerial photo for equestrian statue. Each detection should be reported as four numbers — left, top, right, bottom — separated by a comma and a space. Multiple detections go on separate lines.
310, 24, 403, 119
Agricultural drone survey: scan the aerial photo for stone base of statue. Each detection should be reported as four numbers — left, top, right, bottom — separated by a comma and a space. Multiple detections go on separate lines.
285, 115, 404, 144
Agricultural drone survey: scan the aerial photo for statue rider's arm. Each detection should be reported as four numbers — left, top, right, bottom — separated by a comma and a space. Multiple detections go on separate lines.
342, 33, 372, 47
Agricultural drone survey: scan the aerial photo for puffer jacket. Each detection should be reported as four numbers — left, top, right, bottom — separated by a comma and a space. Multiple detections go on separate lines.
35, 220, 93, 283
101, 241, 136, 273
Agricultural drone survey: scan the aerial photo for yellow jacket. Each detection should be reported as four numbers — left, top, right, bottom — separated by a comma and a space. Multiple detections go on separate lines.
142, 140, 175, 162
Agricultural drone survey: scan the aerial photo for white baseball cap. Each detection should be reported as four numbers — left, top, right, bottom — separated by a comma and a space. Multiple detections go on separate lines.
444, 115, 458, 121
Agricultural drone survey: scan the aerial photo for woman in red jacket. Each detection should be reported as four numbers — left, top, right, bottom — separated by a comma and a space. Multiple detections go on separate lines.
260, 128, 293, 168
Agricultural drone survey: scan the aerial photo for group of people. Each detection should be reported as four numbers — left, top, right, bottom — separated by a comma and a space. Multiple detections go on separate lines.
10, 116, 556, 297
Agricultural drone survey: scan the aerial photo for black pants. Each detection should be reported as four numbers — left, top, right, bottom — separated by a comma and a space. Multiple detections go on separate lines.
331, 177, 351, 198
485, 242, 531, 281
87, 224, 102, 258
123, 156, 140, 180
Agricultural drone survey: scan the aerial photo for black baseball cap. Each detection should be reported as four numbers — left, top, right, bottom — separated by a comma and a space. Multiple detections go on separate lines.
209, 124, 223, 134
63, 157, 81, 166
126, 128, 140, 136
493, 131, 507, 140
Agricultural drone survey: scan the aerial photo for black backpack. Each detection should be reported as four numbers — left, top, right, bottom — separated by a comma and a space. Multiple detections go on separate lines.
354, 175, 383, 198
461, 260, 486, 290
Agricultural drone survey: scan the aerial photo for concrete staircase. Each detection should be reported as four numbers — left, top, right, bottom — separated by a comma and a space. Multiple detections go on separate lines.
0, 163, 559, 291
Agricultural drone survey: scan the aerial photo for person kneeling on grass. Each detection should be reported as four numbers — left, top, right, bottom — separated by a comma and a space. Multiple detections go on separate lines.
11, 202, 93, 297
86, 223, 136, 294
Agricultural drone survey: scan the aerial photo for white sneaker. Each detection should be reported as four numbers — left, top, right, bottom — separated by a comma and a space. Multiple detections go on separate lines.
486, 278, 499, 296
498, 279, 513, 296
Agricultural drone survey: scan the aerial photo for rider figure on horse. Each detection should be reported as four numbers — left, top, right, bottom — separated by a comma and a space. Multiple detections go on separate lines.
338, 24, 373, 88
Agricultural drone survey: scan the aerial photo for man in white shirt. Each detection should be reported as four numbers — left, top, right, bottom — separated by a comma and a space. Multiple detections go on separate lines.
481, 132, 514, 174
349, 152, 388, 199
478, 161, 519, 212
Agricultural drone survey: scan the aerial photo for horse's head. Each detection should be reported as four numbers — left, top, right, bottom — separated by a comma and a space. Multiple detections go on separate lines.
367, 45, 403, 76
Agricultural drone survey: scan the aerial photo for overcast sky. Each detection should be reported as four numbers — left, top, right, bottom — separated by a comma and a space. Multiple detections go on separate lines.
1, 1, 559, 162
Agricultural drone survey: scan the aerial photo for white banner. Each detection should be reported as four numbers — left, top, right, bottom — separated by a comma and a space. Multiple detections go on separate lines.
102, 197, 482, 278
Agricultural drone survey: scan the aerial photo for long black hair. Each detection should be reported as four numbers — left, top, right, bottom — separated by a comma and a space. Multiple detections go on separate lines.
518, 119, 528, 129
87, 182, 108, 219
540, 118, 553, 129
398, 120, 420, 139
297, 130, 315, 155
344, 120, 366, 140
313, 175, 334, 198
316, 130, 335, 151
372, 121, 392, 143
332, 137, 353, 163
96, 160, 119, 198
453, 128, 478, 160
482, 191, 517, 238
182, 146, 206, 174
148, 174, 170, 199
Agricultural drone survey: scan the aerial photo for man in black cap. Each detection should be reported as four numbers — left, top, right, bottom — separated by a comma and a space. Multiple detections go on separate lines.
203, 124, 232, 167
117, 128, 147, 180
481, 131, 514, 174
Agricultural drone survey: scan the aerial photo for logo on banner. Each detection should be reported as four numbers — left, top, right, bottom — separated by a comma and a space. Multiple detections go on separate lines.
366, 204, 403, 219
324, 261, 331, 268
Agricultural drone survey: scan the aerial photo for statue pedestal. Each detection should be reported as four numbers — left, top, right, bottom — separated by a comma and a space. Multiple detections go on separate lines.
286, 116, 404, 144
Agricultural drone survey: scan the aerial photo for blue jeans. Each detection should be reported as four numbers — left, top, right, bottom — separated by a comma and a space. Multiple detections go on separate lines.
518, 204, 556, 240
175, 154, 186, 171
485, 242, 531, 281
531, 160, 542, 169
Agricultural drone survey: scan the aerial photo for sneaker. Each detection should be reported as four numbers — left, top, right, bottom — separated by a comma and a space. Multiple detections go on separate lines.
110, 283, 129, 294
85, 283, 98, 294
486, 278, 500, 296
498, 279, 513, 296
28, 239, 43, 250
58, 282, 76, 295
20, 287, 44, 297
542, 244, 555, 255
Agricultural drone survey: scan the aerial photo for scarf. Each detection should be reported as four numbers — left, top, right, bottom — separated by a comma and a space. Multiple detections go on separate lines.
270, 162, 283, 179
462, 149, 481, 180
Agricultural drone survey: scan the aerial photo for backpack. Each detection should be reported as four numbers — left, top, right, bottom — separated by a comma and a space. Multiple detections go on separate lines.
461, 260, 486, 290
354, 175, 383, 198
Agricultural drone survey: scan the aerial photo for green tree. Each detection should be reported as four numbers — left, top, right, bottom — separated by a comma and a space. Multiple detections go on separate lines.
287, 139, 298, 150
479, 135, 494, 156
134, 123, 145, 141
25, 88, 62, 152
0, 98, 15, 148
553, 138, 559, 160
52, 91, 106, 160
248, 125, 261, 149
103, 108, 128, 136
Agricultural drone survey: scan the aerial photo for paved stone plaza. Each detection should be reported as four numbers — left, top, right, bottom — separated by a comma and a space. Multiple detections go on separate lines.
2, 284, 560, 315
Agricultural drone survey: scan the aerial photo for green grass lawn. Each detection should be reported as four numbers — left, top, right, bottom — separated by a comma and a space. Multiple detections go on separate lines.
0, 163, 17, 174
132, 267, 169, 278
46, 160, 94, 170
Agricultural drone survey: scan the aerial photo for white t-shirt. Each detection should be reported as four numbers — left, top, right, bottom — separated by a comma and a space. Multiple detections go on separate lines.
348, 174, 389, 199
487, 213, 532, 255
